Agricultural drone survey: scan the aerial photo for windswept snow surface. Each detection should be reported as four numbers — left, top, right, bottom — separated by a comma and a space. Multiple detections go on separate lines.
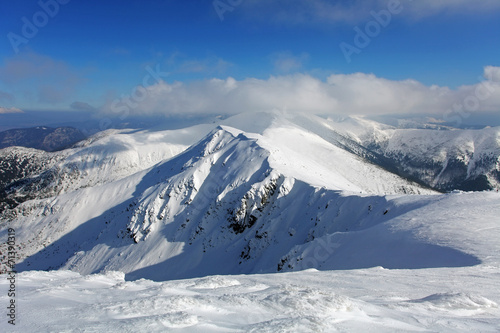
1, 264, 499, 332
1, 111, 500, 331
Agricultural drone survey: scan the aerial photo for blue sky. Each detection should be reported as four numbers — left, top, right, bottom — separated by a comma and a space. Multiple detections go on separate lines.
0, 0, 499, 118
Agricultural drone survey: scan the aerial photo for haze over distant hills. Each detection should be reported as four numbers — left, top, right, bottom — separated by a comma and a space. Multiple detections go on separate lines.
0, 126, 86, 152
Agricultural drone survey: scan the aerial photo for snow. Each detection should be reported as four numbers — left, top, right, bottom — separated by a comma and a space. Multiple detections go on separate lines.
1, 111, 500, 332
61, 123, 214, 189
1, 265, 499, 332
3, 122, 437, 280
285, 112, 500, 190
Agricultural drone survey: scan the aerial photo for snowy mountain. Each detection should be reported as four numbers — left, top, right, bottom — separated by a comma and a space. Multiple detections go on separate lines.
1, 113, 436, 275
0, 146, 69, 213
0, 111, 491, 278
0, 126, 86, 152
0, 124, 213, 215
303, 114, 500, 191
1, 111, 500, 331
2, 112, 498, 218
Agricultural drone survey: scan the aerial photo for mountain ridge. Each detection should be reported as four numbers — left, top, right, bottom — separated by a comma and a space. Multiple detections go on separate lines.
1, 112, 499, 282
0, 126, 86, 152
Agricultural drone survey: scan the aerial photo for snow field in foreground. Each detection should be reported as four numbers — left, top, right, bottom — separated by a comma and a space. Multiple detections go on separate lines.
0, 267, 499, 332
1, 111, 500, 332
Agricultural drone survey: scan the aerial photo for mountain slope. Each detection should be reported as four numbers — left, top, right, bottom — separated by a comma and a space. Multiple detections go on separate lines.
0, 124, 212, 215
286, 113, 500, 191
3, 114, 479, 281
0, 126, 86, 151
1, 112, 498, 282
1, 112, 499, 332
0, 147, 69, 213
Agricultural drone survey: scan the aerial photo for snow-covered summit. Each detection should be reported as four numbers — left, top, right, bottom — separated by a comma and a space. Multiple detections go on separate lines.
5, 111, 499, 283
1, 111, 500, 331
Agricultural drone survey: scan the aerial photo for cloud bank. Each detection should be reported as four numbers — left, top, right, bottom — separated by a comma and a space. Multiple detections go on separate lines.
101, 66, 500, 119
0, 106, 23, 114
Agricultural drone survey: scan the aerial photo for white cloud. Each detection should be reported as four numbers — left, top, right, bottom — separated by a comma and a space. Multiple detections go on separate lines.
239, 0, 500, 25
484, 66, 500, 82
325, 73, 452, 114
101, 66, 500, 118
240, 0, 371, 25
271, 52, 309, 73
403, 0, 500, 19
0, 106, 23, 114
103, 75, 337, 116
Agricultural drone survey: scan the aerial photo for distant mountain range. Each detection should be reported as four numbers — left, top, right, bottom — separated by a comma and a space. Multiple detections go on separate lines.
0, 126, 86, 152
0, 111, 499, 281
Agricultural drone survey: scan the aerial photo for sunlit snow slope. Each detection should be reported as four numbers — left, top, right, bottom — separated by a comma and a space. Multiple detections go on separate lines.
3, 264, 499, 332
297, 113, 500, 191
1, 111, 500, 332
5, 112, 498, 283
